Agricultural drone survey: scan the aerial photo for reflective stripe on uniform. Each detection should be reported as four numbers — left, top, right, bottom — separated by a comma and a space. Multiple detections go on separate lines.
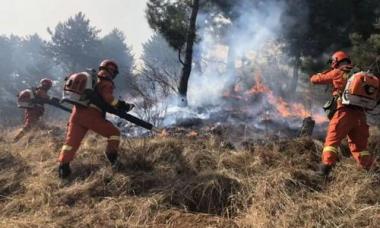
108, 135, 120, 141
323, 146, 338, 154
62, 145, 73, 151
111, 99, 118, 107
359, 151, 370, 156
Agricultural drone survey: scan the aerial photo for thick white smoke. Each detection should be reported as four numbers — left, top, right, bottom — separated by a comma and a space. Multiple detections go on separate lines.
188, 0, 287, 107
153, 0, 327, 131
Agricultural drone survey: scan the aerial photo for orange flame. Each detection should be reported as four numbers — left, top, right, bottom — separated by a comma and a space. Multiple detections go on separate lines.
246, 73, 270, 95
186, 131, 198, 138
225, 72, 327, 124
159, 129, 169, 137
311, 114, 327, 124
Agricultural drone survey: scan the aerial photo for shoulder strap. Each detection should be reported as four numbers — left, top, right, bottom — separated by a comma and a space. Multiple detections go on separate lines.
334, 68, 352, 97
343, 66, 360, 79
30, 87, 39, 97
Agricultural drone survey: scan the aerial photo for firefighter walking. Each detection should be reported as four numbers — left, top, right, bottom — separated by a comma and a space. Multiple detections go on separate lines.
58, 60, 134, 179
14, 78, 53, 142
310, 51, 378, 176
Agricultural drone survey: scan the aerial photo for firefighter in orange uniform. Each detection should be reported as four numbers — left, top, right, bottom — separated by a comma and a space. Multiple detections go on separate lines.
14, 78, 53, 142
58, 60, 134, 179
310, 51, 375, 176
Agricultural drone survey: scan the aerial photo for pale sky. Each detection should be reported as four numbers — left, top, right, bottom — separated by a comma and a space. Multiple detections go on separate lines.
0, 0, 153, 57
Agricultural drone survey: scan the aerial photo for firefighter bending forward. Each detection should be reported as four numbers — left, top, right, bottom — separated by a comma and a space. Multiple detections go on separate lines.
58, 60, 133, 178
310, 51, 375, 176
14, 78, 53, 142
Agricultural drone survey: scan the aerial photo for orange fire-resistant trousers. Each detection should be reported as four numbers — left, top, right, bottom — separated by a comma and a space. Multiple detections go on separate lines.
24, 107, 44, 130
14, 107, 45, 141
322, 106, 374, 169
58, 106, 120, 164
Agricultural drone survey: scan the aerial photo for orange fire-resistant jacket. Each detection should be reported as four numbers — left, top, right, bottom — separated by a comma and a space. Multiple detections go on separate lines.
24, 87, 49, 129
310, 65, 374, 169
58, 71, 120, 164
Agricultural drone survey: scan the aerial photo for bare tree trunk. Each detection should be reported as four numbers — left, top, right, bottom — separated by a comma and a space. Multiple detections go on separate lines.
289, 52, 301, 94
299, 116, 315, 137
178, 0, 199, 106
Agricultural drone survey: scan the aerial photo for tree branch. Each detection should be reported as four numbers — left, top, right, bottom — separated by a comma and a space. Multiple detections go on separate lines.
178, 49, 185, 66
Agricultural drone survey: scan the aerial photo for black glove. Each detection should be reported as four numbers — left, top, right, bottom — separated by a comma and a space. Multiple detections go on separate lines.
31, 97, 45, 105
116, 100, 134, 112
50, 97, 60, 104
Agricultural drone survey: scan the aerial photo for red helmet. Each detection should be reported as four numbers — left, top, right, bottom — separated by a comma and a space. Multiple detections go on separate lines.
39, 78, 53, 90
330, 51, 351, 68
99, 59, 119, 79
18, 89, 33, 102
17, 89, 35, 108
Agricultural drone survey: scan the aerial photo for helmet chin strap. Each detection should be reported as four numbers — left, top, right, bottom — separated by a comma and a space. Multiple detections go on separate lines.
40, 86, 50, 91
107, 69, 118, 79
99, 69, 116, 80
106, 70, 116, 79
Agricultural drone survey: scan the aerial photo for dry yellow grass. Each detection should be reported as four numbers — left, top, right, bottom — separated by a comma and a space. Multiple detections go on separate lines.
0, 126, 379, 227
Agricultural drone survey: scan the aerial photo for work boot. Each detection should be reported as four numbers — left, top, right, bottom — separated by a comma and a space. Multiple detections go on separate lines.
317, 164, 332, 177
106, 153, 121, 170
58, 163, 71, 179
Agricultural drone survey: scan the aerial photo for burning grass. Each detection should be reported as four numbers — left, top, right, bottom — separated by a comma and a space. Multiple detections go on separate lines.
0, 126, 379, 227
223, 72, 327, 125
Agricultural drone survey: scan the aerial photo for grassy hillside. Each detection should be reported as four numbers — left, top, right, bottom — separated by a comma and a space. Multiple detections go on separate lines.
0, 126, 379, 227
